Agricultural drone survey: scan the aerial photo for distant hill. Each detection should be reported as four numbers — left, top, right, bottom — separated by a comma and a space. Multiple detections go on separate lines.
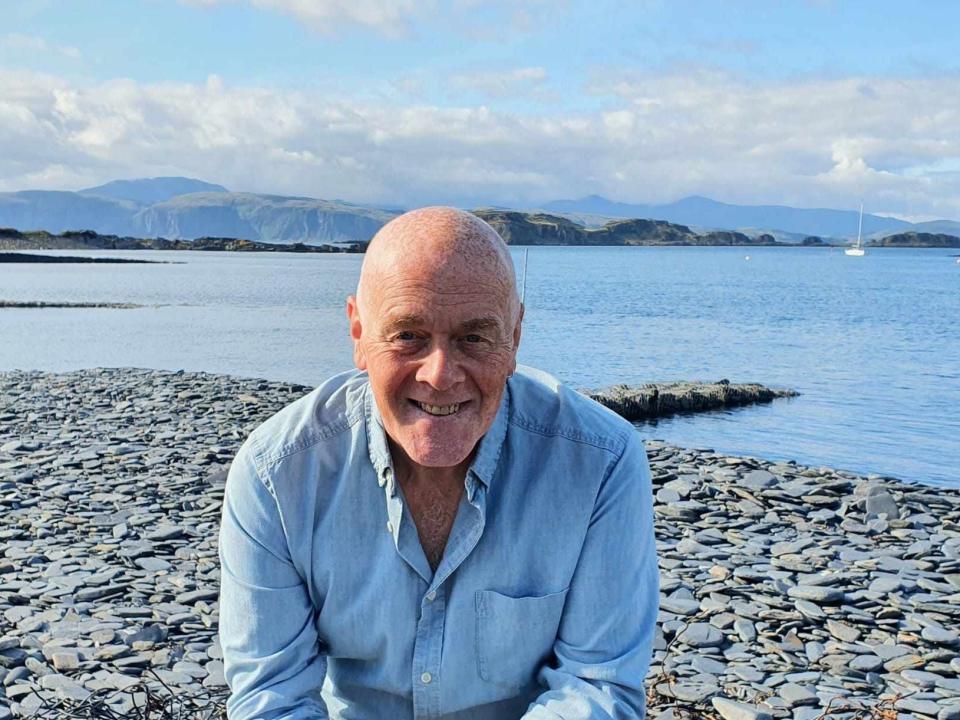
908, 219, 960, 236
80, 177, 228, 205
134, 192, 395, 244
0, 191, 139, 235
0, 178, 398, 244
4, 177, 959, 246
541, 194, 913, 238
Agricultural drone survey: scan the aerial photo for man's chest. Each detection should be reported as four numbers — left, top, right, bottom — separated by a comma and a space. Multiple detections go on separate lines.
402, 483, 463, 570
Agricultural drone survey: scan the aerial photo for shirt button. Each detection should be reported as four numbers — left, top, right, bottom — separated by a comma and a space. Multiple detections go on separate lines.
420, 672, 432, 684
426, 591, 436, 602
386, 521, 393, 533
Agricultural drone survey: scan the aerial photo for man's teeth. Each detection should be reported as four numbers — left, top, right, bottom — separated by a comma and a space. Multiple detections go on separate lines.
416, 401, 460, 416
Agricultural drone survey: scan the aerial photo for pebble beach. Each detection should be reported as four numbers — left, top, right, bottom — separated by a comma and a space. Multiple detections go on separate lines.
1, 368, 959, 719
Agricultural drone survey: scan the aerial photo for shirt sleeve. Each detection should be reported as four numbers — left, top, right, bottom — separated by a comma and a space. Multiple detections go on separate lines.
218, 440, 330, 720
521, 433, 659, 719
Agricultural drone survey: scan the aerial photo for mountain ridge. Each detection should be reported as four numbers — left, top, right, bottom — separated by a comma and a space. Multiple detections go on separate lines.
540, 194, 922, 238
3, 177, 959, 244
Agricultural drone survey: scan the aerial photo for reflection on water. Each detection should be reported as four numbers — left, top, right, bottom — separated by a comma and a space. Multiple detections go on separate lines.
1, 246, 958, 487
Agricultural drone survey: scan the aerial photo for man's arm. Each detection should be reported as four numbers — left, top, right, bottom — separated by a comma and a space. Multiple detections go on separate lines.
218, 442, 329, 720
522, 433, 659, 719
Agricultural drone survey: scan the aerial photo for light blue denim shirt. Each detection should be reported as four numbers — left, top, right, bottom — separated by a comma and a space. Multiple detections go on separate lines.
218, 365, 658, 719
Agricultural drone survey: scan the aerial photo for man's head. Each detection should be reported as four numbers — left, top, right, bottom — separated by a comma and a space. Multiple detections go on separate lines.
347, 206, 522, 472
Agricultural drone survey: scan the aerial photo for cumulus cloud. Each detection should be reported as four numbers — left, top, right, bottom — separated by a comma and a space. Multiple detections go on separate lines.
1, 67, 959, 218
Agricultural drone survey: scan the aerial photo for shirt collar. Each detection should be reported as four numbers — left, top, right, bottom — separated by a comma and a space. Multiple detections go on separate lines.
363, 380, 510, 494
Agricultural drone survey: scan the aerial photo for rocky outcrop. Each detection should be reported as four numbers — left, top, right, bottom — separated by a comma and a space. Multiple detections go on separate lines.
871, 231, 960, 248
471, 211, 587, 245
589, 218, 695, 245
0, 252, 159, 264
585, 380, 799, 421
473, 211, 784, 247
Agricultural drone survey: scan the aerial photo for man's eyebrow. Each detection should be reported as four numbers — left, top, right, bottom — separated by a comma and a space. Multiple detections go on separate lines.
381, 315, 426, 333
459, 317, 502, 333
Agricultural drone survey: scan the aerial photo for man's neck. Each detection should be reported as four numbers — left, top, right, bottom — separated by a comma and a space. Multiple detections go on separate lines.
388, 440, 472, 491
388, 441, 472, 571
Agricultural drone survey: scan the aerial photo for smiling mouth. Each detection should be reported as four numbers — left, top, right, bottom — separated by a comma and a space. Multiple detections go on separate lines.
412, 400, 464, 416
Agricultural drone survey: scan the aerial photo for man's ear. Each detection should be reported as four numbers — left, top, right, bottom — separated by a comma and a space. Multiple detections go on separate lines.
512, 303, 524, 351
346, 295, 367, 370
510, 303, 524, 375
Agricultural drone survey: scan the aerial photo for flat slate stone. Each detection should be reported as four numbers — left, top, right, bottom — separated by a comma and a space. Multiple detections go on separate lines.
678, 623, 725, 648
787, 585, 844, 604
711, 697, 773, 720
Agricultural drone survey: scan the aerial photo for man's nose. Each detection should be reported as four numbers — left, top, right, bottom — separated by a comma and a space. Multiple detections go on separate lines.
416, 343, 465, 390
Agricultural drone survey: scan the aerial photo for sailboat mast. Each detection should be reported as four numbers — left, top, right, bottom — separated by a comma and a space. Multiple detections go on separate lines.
857, 202, 864, 249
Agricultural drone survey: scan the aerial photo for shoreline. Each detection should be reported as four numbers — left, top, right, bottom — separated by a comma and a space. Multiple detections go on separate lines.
1, 369, 958, 718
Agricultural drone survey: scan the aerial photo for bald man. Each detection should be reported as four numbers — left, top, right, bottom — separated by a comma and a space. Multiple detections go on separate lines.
219, 208, 659, 719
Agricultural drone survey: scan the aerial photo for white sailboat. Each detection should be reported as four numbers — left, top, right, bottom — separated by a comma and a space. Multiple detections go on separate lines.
845, 203, 866, 256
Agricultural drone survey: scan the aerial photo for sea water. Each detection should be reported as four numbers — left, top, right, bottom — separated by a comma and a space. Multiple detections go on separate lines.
1, 246, 957, 487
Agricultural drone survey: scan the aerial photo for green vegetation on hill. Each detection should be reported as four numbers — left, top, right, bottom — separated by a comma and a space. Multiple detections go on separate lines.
473, 210, 781, 246
5, 218, 959, 253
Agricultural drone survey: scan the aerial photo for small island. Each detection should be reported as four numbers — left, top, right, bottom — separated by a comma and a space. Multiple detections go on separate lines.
867, 231, 960, 248
0, 252, 162, 264
3, 222, 960, 252
0, 228, 365, 253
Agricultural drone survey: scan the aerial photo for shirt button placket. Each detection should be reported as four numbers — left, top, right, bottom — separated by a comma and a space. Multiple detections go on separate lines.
412, 585, 444, 719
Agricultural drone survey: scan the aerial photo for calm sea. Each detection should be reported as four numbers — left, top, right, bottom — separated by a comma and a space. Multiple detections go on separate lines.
2, 247, 958, 487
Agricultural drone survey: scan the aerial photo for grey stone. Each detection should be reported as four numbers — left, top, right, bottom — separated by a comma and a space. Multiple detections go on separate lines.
939, 705, 960, 720
778, 683, 819, 707
677, 623, 725, 648
787, 585, 844, 604
896, 697, 945, 716
711, 697, 773, 720
848, 654, 883, 672
866, 486, 899, 519
899, 669, 943, 689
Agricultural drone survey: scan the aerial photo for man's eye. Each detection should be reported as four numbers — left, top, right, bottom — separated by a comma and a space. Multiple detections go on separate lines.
395, 332, 417, 342
463, 334, 485, 344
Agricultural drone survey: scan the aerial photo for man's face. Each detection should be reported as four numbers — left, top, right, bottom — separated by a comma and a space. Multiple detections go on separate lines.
347, 257, 521, 470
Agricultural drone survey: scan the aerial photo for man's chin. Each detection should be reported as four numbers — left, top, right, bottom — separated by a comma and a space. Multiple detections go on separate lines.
400, 433, 476, 470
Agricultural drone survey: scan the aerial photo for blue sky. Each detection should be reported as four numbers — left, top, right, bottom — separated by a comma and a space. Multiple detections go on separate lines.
2, 0, 960, 218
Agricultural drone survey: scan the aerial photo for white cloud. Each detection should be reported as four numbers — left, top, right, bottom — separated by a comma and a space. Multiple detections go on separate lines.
1, 67, 959, 219
179, 0, 424, 35
1, 33, 81, 59
177, 0, 561, 36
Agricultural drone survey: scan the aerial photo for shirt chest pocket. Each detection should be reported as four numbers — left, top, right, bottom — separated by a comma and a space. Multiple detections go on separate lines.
475, 587, 569, 691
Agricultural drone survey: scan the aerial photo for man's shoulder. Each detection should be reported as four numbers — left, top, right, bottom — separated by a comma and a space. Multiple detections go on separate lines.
242, 369, 368, 470
507, 365, 635, 456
